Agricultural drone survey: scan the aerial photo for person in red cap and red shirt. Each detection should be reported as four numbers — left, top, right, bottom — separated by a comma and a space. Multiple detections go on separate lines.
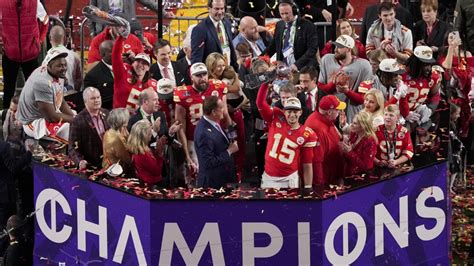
305, 95, 346, 187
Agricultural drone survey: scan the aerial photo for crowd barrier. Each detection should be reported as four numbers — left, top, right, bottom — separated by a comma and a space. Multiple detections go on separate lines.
33, 161, 449, 265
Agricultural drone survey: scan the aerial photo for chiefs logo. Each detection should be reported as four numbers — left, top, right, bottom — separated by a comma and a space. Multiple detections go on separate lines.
428, 79, 434, 87
124, 44, 131, 49
398, 132, 405, 139
276, 122, 282, 128
186, 98, 193, 103
211, 91, 219, 97
297, 137, 305, 145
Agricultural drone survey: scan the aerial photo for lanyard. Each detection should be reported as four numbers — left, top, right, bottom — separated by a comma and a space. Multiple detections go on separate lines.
383, 125, 397, 158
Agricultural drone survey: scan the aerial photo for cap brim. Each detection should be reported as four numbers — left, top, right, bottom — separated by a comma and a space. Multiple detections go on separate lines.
418, 57, 436, 64
158, 92, 173, 100
134, 58, 150, 65
336, 101, 347, 110
192, 71, 207, 76
384, 69, 405, 75
284, 106, 302, 110
333, 42, 345, 48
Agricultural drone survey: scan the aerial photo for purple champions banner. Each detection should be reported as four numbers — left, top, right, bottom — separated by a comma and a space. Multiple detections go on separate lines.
34, 162, 449, 265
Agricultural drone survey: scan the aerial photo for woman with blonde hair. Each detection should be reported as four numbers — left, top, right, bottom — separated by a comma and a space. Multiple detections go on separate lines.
341, 111, 378, 176
320, 18, 367, 59
128, 120, 165, 185
205, 52, 247, 179
363, 89, 385, 127
102, 108, 132, 171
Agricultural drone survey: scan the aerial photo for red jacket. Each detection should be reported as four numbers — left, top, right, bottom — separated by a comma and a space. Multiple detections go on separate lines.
132, 151, 163, 185
304, 111, 344, 186
343, 132, 377, 176
1, 0, 48, 62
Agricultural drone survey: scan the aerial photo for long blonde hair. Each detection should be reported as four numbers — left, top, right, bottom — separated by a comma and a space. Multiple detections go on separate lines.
127, 120, 152, 154
205, 52, 227, 79
364, 89, 385, 118
354, 111, 377, 142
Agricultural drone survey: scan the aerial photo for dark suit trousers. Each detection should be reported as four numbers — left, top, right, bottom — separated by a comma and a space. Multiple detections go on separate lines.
2, 54, 39, 109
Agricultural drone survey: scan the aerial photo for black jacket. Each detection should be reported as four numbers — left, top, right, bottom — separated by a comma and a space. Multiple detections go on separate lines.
0, 141, 31, 204
264, 17, 319, 69
413, 19, 452, 57
83, 61, 114, 110
150, 61, 188, 87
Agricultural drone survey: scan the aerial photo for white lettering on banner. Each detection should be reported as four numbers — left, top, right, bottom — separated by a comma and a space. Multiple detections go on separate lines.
35, 186, 446, 264
415, 186, 446, 241
374, 196, 409, 256
159, 223, 225, 265
325, 212, 367, 265
298, 222, 311, 265
77, 199, 108, 259
36, 189, 72, 243
242, 223, 284, 266
113, 215, 147, 265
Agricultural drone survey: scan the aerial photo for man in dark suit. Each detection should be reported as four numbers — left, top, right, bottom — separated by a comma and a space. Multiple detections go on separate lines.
191, 0, 238, 71
68, 87, 110, 169
264, 0, 319, 71
296, 65, 325, 123
194, 96, 238, 188
84, 40, 114, 110
150, 39, 188, 87
360, 0, 414, 46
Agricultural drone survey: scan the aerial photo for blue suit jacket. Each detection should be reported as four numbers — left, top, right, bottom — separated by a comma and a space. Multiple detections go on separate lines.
191, 17, 238, 71
232, 33, 266, 57
194, 118, 235, 188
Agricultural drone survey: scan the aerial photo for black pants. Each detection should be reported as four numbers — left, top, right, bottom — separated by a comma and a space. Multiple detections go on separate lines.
2, 54, 38, 109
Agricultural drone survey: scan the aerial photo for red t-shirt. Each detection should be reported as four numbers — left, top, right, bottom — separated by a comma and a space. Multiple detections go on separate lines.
88, 28, 144, 64
375, 124, 414, 161
173, 79, 227, 140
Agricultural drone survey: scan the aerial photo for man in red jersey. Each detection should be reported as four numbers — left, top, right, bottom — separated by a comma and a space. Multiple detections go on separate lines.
256, 82, 317, 189
402, 46, 441, 128
305, 95, 346, 187
174, 63, 232, 186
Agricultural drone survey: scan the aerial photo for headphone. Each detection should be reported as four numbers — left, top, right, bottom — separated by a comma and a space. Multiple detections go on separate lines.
278, 0, 299, 17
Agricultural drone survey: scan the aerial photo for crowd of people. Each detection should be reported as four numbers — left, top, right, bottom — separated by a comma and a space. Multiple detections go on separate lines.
1, 0, 474, 262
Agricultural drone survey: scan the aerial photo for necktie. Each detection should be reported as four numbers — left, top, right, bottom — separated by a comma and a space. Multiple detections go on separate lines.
163, 66, 170, 79
306, 93, 313, 111
283, 21, 293, 50
216, 22, 225, 46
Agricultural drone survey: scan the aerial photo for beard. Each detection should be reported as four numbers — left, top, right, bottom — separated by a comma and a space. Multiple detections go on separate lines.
195, 81, 209, 92
335, 52, 347, 61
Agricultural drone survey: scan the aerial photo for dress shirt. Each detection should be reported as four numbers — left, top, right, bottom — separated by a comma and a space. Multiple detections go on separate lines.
157, 62, 176, 87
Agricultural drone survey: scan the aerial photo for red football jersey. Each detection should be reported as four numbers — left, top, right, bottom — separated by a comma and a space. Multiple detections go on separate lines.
402, 70, 440, 111
264, 108, 318, 177
173, 79, 227, 140
375, 124, 414, 161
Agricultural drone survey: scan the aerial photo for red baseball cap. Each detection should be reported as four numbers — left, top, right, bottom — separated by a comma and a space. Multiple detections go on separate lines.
319, 95, 346, 111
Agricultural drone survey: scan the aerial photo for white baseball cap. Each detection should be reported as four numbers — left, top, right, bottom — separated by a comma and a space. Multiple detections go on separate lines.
283, 97, 302, 110
190, 63, 208, 76
157, 78, 174, 100
134, 53, 151, 65
414, 46, 436, 63
43, 46, 69, 66
379, 58, 405, 74
333, 35, 355, 49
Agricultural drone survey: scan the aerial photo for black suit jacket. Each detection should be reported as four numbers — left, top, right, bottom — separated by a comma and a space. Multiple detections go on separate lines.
264, 17, 319, 69
0, 141, 31, 204
360, 4, 414, 45
68, 108, 110, 168
194, 118, 235, 188
191, 17, 238, 71
175, 57, 192, 86
84, 61, 114, 110
150, 61, 188, 86
127, 108, 169, 141
413, 20, 451, 54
